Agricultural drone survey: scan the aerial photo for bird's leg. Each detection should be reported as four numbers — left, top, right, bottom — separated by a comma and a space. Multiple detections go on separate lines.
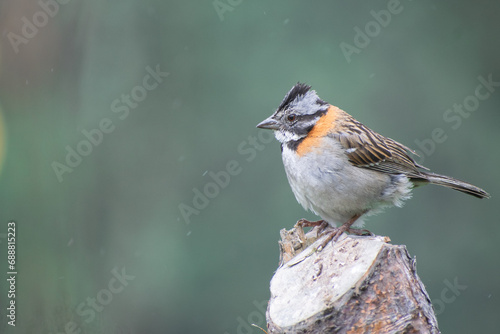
295, 219, 329, 234
317, 213, 371, 251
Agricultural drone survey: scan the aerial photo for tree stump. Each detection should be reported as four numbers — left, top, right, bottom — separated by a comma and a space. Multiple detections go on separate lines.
266, 224, 440, 334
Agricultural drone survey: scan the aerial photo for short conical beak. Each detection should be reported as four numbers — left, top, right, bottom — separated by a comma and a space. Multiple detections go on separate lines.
256, 117, 280, 130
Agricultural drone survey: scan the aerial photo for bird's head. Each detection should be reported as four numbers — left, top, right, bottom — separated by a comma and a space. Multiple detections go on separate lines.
256, 83, 329, 145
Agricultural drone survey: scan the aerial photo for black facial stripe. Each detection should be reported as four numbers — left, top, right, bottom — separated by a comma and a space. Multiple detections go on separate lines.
286, 138, 304, 151
291, 125, 314, 139
290, 107, 327, 134
297, 107, 328, 122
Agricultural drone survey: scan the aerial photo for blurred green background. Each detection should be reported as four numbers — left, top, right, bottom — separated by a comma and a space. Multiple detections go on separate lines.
0, 0, 499, 333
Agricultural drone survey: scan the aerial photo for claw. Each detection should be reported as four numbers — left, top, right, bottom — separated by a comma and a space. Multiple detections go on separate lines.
296, 219, 331, 239
296, 219, 327, 228
346, 228, 373, 236
317, 226, 346, 251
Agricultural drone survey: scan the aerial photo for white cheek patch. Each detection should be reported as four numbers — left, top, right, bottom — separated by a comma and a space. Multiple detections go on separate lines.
346, 148, 357, 153
275, 130, 303, 143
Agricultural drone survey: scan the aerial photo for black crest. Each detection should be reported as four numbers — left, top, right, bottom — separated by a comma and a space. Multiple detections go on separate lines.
277, 82, 312, 111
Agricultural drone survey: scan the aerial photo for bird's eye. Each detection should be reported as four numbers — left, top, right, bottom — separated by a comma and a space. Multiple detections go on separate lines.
287, 114, 296, 122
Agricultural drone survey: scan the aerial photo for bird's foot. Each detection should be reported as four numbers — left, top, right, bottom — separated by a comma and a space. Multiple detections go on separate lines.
295, 219, 329, 235
294, 215, 372, 252
346, 228, 373, 237
296, 218, 328, 228
316, 226, 345, 251
314, 214, 371, 251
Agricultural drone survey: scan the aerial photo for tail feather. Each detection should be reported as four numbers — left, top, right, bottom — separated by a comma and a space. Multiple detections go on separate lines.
419, 172, 490, 199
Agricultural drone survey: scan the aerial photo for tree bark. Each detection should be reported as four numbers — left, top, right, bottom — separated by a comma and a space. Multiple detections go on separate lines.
266, 224, 440, 334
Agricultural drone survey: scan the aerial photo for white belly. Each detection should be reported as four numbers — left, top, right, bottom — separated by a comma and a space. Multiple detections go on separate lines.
281, 140, 412, 226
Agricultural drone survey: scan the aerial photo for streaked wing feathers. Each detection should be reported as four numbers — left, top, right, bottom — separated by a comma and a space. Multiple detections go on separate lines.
331, 119, 426, 177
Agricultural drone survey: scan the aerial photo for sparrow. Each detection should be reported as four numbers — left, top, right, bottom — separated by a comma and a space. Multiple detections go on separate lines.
257, 83, 490, 247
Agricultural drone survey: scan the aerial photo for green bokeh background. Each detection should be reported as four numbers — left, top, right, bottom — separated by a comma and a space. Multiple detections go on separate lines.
1, 1, 499, 333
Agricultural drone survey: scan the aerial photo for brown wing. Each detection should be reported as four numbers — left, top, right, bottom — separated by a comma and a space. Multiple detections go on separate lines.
330, 118, 427, 178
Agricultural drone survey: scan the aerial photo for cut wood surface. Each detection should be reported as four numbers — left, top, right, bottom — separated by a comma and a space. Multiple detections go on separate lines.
266, 224, 440, 334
